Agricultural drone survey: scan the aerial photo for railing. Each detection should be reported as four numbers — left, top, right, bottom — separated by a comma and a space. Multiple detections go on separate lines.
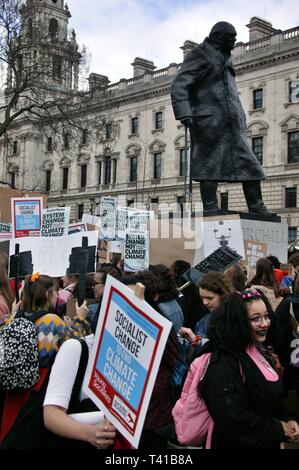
243, 36, 271, 53
108, 83, 119, 91
127, 77, 143, 87
153, 68, 168, 79
283, 26, 299, 41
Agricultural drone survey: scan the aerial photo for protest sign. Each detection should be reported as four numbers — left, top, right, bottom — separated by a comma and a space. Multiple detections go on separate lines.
82, 213, 101, 227
99, 197, 117, 240
0, 223, 12, 240
68, 223, 87, 235
182, 246, 242, 284
116, 207, 128, 240
0, 222, 12, 233
83, 275, 172, 448
9, 231, 98, 278
107, 240, 123, 255
41, 207, 70, 237
11, 197, 43, 238
127, 209, 153, 235
124, 233, 149, 272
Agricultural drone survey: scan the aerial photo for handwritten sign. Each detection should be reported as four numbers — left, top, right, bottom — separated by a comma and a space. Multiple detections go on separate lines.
183, 246, 242, 284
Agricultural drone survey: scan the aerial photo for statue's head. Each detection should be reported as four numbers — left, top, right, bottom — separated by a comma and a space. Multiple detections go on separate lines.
209, 22, 237, 52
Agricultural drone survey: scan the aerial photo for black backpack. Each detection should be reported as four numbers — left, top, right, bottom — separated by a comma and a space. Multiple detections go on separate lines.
1, 339, 98, 449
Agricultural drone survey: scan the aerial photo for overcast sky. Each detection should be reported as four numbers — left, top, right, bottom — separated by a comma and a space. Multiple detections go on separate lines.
67, 0, 299, 84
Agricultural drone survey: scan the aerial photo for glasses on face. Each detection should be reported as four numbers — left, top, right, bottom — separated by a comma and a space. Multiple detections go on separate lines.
249, 313, 273, 325
92, 281, 104, 287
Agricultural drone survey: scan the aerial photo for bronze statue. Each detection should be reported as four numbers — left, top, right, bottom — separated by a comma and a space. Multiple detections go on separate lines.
171, 22, 272, 216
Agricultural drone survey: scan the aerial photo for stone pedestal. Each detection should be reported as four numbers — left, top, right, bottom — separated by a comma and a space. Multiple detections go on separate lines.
194, 212, 288, 266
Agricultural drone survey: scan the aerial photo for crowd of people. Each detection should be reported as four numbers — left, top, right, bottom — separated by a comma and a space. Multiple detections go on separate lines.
0, 249, 299, 449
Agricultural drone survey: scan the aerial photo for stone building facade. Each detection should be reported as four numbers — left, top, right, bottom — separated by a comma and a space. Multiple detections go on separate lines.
1, 2, 299, 242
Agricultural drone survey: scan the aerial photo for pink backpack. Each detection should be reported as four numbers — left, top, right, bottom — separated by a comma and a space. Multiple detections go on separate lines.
172, 352, 214, 448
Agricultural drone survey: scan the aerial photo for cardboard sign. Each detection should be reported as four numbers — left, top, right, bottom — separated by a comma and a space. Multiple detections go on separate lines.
9, 231, 98, 278
244, 240, 268, 268
124, 233, 149, 272
183, 246, 242, 284
83, 275, 172, 448
66, 298, 100, 319
41, 207, 70, 237
11, 197, 43, 238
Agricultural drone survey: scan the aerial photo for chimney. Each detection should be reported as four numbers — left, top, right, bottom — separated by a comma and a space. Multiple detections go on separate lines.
88, 73, 110, 93
131, 58, 156, 78
246, 17, 277, 42
180, 40, 199, 59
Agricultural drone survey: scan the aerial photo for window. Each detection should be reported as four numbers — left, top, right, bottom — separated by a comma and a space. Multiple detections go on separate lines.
46, 170, 51, 192
289, 81, 299, 103
47, 137, 53, 152
131, 117, 139, 135
130, 156, 137, 182
82, 129, 88, 145
151, 198, 159, 215
154, 152, 162, 179
62, 167, 69, 190
252, 136, 263, 165
98, 162, 102, 185
112, 159, 117, 184
253, 89, 263, 109
127, 199, 134, 207
63, 133, 69, 150
155, 112, 163, 130
104, 156, 111, 184
288, 227, 297, 243
78, 204, 84, 221
288, 131, 299, 164
13, 141, 18, 155
49, 18, 59, 40
105, 123, 112, 140
10, 172, 16, 188
179, 148, 188, 176
220, 192, 228, 211
285, 187, 297, 208
52, 55, 62, 80
80, 164, 87, 188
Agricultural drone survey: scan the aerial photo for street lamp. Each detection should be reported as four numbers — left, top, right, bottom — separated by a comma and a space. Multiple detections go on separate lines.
89, 197, 95, 215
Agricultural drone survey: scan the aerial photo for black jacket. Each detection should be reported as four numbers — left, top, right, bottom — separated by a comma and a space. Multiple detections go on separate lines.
199, 346, 293, 449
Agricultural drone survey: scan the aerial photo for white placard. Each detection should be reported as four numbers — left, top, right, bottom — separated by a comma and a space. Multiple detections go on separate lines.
82, 275, 172, 448
11, 197, 43, 238
124, 233, 149, 272
9, 231, 98, 278
41, 207, 70, 237
100, 197, 117, 240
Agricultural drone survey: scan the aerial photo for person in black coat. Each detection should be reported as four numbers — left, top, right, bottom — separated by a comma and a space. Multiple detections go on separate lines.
199, 290, 299, 449
171, 21, 272, 215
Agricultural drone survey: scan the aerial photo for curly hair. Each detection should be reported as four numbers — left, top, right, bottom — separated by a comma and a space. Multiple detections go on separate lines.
199, 272, 234, 300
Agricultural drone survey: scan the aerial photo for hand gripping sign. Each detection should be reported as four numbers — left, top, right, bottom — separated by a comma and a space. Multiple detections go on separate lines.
83, 275, 172, 448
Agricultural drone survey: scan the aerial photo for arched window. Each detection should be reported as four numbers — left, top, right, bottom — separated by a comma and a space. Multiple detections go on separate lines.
49, 18, 59, 40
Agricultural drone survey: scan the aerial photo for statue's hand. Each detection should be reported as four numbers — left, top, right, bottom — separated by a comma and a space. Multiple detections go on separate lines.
180, 116, 194, 127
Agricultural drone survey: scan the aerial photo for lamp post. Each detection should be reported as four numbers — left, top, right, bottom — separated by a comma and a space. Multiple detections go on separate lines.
89, 197, 95, 215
